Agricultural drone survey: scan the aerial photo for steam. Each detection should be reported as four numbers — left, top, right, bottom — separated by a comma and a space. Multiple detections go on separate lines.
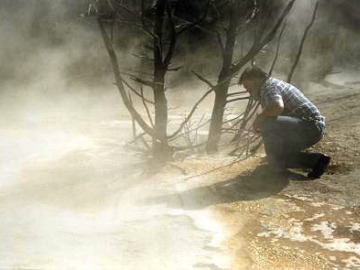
0, 0, 358, 121
0, 1, 126, 123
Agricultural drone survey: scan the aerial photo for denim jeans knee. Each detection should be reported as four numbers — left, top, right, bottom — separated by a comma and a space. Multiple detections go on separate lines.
259, 118, 275, 135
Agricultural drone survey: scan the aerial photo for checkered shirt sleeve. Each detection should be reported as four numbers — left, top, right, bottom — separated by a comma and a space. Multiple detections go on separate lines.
261, 84, 282, 107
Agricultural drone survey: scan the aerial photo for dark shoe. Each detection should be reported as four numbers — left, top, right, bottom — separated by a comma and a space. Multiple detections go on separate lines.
308, 154, 331, 179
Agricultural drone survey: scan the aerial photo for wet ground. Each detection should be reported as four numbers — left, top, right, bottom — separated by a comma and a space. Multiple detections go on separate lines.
1, 70, 360, 269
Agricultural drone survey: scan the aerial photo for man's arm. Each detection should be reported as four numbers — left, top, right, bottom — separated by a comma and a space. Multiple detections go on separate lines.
253, 99, 284, 131
259, 99, 284, 118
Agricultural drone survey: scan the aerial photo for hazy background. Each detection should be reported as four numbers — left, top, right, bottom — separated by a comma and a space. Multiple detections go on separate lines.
0, 2, 359, 268
0, 0, 359, 123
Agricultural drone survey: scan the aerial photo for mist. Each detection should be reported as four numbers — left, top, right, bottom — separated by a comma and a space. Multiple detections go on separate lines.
0, 1, 126, 124
1, 1, 360, 269
1, 0, 359, 122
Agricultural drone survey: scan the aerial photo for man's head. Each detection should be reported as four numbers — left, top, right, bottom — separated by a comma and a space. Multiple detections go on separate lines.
239, 66, 268, 100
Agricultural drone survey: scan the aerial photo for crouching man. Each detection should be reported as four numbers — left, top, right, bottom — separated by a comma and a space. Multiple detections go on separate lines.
239, 66, 330, 179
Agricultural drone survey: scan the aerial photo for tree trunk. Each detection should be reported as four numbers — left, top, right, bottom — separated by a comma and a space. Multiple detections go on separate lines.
206, 81, 231, 152
206, 3, 240, 153
152, 0, 172, 161
152, 70, 172, 161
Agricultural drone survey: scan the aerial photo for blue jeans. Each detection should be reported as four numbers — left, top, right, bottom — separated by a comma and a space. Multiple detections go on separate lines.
259, 116, 325, 170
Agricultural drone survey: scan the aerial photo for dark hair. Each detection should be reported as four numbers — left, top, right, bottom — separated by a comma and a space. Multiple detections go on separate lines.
238, 66, 268, 84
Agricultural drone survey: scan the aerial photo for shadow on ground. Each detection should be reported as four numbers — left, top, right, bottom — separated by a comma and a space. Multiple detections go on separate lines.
143, 165, 307, 210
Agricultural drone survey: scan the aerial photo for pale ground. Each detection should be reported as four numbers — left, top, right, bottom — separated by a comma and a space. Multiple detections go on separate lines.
0, 117, 232, 269
1, 69, 360, 270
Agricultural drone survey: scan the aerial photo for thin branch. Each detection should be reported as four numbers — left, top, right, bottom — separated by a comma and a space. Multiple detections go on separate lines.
169, 118, 210, 142
227, 118, 244, 130
269, 20, 287, 77
120, 67, 154, 77
182, 112, 194, 151
127, 131, 152, 151
98, 19, 154, 137
194, 114, 206, 147
167, 65, 183, 71
140, 0, 156, 39
191, 70, 215, 89
168, 88, 214, 139
152, 0, 165, 69
131, 53, 154, 62
241, 101, 260, 128
127, 73, 155, 88
216, 31, 225, 57
229, 0, 296, 79
128, 132, 146, 144
111, 19, 155, 39
164, 1, 177, 68
128, 93, 137, 139
106, 0, 116, 13
222, 128, 239, 132
229, 130, 261, 157
103, 19, 153, 38
119, 78, 154, 104
140, 134, 151, 150
226, 96, 250, 104
141, 85, 154, 127
227, 91, 248, 97
250, 137, 263, 154
172, 142, 207, 151
222, 113, 245, 125
176, 0, 210, 36
113, 0, 138, 17
231, 99, 259, 143
287, 1, 319, 83
225, 114, 248, 131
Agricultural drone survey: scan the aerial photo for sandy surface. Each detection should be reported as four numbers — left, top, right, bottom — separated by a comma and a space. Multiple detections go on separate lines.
169, 70, 360, 270
1, 69, 360, 269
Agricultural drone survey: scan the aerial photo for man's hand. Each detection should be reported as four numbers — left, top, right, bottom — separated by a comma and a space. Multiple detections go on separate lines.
253, 115, 261, 133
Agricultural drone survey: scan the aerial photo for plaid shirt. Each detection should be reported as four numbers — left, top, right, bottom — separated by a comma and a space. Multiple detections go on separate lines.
260, 77, 325, 124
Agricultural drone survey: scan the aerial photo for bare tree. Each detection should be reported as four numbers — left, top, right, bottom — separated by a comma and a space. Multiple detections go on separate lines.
95, 0, 318, 164
97, 0, 209, 162
230, 1, 319, 159
203, 0, 296, 153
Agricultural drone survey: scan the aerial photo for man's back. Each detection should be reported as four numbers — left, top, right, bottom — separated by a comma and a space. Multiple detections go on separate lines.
260, 78, 324, 123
